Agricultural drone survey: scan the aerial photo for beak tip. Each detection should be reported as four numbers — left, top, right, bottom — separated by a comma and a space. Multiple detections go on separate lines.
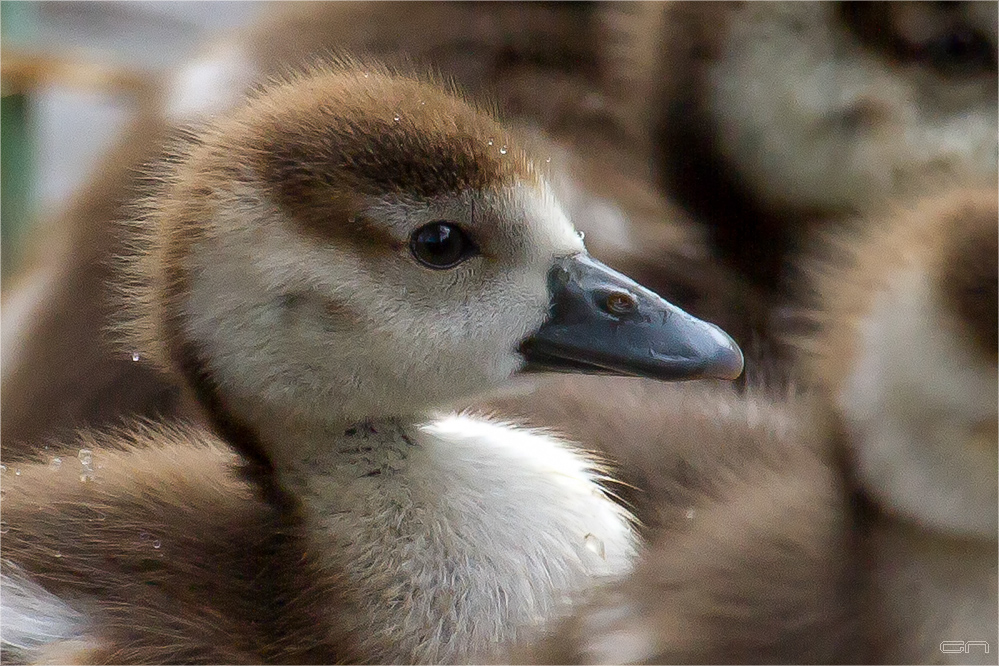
712, 346, 745, 381
703, 325, 745, 380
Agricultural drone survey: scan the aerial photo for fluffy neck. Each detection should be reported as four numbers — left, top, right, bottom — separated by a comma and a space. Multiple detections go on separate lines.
231, 403, 637, 663
264, 416, 423, 509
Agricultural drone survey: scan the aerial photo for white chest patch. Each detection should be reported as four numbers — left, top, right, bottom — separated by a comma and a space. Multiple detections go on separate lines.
289, 414, 637, 663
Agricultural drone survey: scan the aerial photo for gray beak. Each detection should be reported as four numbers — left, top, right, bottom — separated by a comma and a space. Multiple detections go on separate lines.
520, 254, 744, 381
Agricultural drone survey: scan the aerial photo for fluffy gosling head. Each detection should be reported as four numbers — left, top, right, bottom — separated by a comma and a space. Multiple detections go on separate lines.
124, 62, 741, 436
797, 188, 998, 539
693, 2, 997, 215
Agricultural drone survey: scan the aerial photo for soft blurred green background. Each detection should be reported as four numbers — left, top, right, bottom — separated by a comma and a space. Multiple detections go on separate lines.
2, 0, 38, 279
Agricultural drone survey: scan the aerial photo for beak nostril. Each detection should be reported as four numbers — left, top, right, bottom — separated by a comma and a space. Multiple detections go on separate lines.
605, 290, 637, 316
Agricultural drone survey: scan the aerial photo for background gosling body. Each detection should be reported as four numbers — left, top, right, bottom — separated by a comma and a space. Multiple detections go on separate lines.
484, 189, 998, 663
797, 188, 998, 664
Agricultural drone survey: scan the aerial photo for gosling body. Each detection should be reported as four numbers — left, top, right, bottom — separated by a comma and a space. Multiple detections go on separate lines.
798, 188, 998, 663
0, 62, 740, 664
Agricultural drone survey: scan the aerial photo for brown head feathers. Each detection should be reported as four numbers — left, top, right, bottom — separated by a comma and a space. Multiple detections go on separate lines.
118, 59, 541, 373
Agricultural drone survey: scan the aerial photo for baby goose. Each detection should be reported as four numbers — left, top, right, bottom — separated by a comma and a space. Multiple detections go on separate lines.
7, 1, 603, 453
3, 2, 768, 459
645, 1, 997, 287
797, 188, 998, 663
0, 63, 742, 664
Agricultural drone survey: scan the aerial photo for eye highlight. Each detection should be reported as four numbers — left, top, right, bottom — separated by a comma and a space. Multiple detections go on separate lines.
410, 222, 478, 269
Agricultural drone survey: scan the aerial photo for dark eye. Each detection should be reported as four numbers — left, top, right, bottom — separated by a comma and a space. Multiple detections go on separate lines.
410, 222, 478, 269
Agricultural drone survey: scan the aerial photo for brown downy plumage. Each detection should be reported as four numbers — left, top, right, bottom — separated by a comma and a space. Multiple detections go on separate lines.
792, 188, 998, 664
0, 425, 355, 664
643, 1, 997, 289
1, 62, 747, 665
2, 1, 767, 460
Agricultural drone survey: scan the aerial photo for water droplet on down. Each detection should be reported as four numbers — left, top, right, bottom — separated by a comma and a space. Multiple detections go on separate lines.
583, 533, 606, 560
